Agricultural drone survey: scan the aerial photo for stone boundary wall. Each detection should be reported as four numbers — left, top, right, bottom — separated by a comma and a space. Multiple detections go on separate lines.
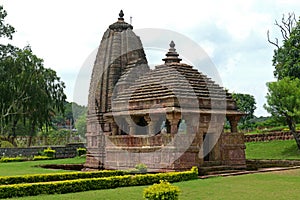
247, 159, 300, 169
0, 143, 85, 158
244, 131, 298, 142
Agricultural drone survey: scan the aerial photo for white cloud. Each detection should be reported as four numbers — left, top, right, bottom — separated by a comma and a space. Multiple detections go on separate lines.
1, 0, 300, 116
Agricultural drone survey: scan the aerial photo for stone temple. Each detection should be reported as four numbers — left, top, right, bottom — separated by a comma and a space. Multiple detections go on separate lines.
85, 10, 246, 171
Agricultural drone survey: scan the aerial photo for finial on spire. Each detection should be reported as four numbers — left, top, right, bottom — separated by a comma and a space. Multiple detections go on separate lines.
162, 41, 182, 64
170, 41, 175, 48
118, 10, 124, 21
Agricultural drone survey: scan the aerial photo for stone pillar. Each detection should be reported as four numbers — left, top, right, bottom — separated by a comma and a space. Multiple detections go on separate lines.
111, 121, 118, 136
166, 113, 181, 134
228, 116, 239, 133
198, 131, 204, 165
125, 116, 136, 135
144, 115, 157, 136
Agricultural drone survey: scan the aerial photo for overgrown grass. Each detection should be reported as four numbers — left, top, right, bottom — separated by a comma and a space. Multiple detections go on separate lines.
0, 157, 85, 176
246, 139, 300, 160
12, 169, 300, 200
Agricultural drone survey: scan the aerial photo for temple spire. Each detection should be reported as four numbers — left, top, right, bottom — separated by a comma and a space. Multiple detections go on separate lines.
162, 41, 182, 64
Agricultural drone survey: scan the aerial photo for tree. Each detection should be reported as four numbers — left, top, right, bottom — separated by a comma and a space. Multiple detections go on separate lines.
264, 77, 300, 149
267, 13, 300, 79
0, 5, 15, 39
0, 6, 67, 146
75, 114, 86, 138
232, 93, 256, 129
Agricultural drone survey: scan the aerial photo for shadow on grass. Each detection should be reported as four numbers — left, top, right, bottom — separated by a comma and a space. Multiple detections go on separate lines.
280, 142, 300, 159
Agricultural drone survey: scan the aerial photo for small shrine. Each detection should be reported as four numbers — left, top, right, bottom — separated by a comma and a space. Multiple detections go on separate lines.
85, 11, 246, 171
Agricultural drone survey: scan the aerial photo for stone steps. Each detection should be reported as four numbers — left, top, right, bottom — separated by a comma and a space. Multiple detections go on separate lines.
198, 165, 246, 176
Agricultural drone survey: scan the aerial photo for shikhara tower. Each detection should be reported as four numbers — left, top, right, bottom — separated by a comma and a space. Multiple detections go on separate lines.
85, 11, 246, 171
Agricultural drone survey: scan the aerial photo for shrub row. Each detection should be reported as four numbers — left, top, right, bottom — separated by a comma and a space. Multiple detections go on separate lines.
0, 156, 54, 163
0, 156, 27, 163
0, 167, 198, 198
0, 170, 127, 185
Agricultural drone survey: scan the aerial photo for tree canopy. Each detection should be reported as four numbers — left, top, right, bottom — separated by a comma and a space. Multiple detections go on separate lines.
268, 13, 300, 79
264, 77, 300, 149
232, 93, 256, 129
0, 6, 66, 146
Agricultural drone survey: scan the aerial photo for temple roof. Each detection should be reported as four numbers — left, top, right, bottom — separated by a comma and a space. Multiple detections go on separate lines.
112, 41, 239, 113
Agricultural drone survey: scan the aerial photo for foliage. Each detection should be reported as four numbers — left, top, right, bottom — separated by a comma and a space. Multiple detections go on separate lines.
135, 163, 148, 173
0, 170, 127, 185
0, 167, 198, 198
253, 116, 285, 129
32, 155, 53, 161
0, 5, 15, 39
0, 140, 14, 148
143, 180, 180, 200
0, 156, 27, 163
0, 156, 52, 163
75, 114, 87, 138
43, 148, 55, 158
268, 13, 300, 79
76, 147, 86, 156
232, 93, 256, 129
0, 6, 67, 147
52, 102, 87, 129
264, 77, 300, 149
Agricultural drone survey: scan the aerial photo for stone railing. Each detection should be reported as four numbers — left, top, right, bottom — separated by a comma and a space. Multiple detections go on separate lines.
0, 143, 85, 158
244, 131, 297, 142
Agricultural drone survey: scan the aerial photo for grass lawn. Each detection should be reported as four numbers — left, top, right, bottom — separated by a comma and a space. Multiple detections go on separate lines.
12, 168, 300, 200
246, 139, 300, 160
0, 157, 85, 176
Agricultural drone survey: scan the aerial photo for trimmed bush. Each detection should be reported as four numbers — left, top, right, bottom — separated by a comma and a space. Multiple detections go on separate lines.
143, 180, 180, 200
135, 163, 147, 173
77, 147, 87, 156
0, 140, 14, 148
32, 155, 52, 161
0, 156, 27, 163
0, 167, 198, 198
43, 147, 55, 158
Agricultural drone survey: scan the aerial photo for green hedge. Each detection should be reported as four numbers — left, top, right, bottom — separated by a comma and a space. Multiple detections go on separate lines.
0, 156, 53, 163
32, 155, 52, 161
0, 167, 198, 198
0, 157, 27, 163
0, 170, 127, 185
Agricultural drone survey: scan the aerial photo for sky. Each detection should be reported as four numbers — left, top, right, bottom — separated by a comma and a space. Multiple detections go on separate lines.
1, 0, 300, 117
